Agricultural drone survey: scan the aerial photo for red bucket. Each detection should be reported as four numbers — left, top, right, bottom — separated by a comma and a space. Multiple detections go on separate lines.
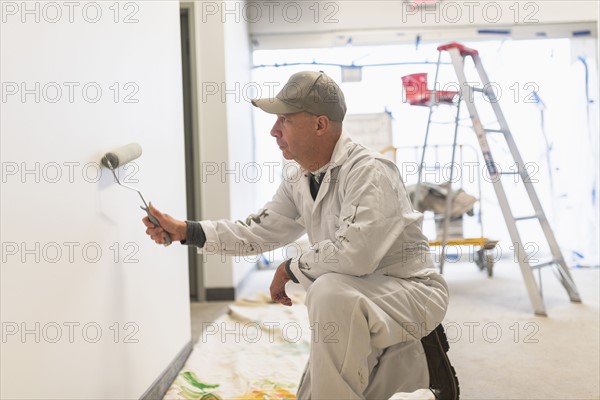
402, 73, 458, 105
402, 73, 429, 105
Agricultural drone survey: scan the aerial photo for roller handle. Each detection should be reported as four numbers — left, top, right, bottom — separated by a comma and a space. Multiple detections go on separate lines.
141, 203, 172, 247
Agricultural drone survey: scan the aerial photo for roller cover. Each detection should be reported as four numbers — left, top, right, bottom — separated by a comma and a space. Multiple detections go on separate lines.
101, 143, 143, 169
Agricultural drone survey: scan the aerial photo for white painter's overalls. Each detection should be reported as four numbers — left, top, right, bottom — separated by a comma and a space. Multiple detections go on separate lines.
199, 134, 449, 399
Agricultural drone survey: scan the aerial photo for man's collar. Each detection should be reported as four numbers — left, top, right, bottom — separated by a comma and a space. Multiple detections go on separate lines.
329, 133, 353, 167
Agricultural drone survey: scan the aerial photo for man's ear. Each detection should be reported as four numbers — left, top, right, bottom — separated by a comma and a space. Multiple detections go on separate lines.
315, 115, 329, 136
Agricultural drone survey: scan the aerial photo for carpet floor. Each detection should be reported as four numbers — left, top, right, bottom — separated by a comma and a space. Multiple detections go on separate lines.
178, 260, 599, 399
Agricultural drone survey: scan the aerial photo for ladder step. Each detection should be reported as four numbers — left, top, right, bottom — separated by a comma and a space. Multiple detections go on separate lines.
514, 214, 539, 221
485, 128, 504, 133
437, 42, 479, 56
530, 260, 558, 270
499, 171, 519, 175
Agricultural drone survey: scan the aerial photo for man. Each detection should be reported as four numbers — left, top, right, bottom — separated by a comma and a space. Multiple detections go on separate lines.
143, 71, 459, 399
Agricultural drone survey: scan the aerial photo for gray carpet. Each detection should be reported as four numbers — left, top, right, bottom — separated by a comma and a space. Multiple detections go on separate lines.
443, 260, 599, 399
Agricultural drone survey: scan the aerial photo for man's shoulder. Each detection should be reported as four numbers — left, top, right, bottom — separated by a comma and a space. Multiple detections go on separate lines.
344, 141, 397, 173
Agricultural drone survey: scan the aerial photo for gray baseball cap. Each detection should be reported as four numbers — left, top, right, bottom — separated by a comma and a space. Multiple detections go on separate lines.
251, 71, 347, 122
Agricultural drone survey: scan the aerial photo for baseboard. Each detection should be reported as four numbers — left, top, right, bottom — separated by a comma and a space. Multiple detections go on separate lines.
205, 287, 235, 301
140, 340, 193, 400
205, 263, 261, 301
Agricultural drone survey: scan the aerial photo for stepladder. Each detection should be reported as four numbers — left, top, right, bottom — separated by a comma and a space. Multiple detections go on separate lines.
428, 42, 581, 316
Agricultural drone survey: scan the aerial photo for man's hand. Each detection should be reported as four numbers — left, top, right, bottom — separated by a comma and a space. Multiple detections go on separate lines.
270, 261, 292, 306
142, 204, 187, 245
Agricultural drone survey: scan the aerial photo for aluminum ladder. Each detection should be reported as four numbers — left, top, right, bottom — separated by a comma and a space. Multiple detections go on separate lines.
437, 42, 581, 316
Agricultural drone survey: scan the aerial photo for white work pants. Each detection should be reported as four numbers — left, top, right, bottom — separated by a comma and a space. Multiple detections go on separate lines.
296, 271, 449, 400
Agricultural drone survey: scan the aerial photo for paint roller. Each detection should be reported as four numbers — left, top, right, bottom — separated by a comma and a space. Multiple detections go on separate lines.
101, 143, 172, 246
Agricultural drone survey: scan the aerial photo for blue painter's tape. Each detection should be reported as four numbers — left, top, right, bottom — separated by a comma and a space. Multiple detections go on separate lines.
478, 29, 511, 35
572, 30, 591, 36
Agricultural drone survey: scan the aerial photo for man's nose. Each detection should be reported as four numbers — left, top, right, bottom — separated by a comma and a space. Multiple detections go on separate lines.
270, 120, 282, 138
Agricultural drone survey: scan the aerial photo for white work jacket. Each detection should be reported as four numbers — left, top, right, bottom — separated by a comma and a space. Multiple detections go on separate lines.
199, 134, 434, 290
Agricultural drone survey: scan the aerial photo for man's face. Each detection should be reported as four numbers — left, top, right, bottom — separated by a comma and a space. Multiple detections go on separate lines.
270, 111, 317, 165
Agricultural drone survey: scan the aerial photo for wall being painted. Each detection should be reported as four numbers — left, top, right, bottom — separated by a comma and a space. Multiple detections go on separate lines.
0, 2, 190, 398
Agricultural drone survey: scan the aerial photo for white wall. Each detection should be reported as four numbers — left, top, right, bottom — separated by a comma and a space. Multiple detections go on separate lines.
193, 3, 235, 289
193, 1, 257, 290
247, 0, 598, 48
0, 2, 190, 398
224, 6, 260, 287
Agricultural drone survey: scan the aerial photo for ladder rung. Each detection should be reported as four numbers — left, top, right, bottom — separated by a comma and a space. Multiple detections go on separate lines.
514, 215, 539, 221
499, 171, 519, 175
465, 85, 495, 99
530, 260, 558, 270
485, 128, 504, 133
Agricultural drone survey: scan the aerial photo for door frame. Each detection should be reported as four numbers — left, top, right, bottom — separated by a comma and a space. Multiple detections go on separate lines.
180, 2, 205, 301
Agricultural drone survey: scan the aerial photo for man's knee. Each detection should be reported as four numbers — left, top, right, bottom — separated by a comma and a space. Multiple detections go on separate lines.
305, 273, 361, 316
